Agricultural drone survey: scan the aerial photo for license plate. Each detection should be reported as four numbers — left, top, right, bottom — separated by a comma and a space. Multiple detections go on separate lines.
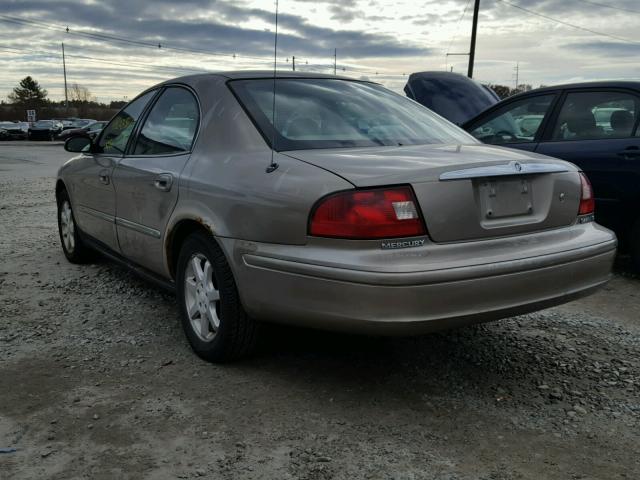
478, 178, 533, 219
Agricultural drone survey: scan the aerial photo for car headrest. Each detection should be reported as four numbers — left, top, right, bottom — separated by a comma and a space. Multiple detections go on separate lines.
566, 108, 596, 135
610, 110, 634, 132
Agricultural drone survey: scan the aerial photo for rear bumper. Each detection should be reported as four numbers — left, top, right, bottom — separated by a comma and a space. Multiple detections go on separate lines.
221, 225, 616, 335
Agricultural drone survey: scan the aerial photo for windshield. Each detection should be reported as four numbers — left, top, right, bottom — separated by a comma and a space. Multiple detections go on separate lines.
87, 122, 105, 131
229, 78, 475, 151
34, 121, 53, 127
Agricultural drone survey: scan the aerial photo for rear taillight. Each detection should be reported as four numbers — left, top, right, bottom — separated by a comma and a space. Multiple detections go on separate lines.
578, 172, 595, 216
309, 186, 426, 239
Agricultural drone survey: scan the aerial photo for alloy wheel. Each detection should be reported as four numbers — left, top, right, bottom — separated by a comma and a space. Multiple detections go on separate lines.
60, 200, 76, 253
184, 253, 221, 342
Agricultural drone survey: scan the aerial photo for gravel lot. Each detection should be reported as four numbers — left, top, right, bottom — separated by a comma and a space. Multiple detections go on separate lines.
1, 142, 639, 479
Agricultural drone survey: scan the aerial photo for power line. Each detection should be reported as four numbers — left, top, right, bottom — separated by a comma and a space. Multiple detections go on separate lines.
496, 0, 640, 45
0, 44, 212, 76
0, 13, 415, 83
445, 0, 472, 57
0, 41, 409, 80
577, 0, 640, 15
0, 13, 271, 62
0, 13, 337, 76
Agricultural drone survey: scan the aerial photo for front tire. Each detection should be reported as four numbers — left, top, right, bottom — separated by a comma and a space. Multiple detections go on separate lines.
176, 232, 258, 362
57, 189, 93, 263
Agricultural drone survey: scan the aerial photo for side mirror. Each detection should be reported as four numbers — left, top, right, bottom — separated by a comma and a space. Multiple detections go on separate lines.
64, 135, 92, 153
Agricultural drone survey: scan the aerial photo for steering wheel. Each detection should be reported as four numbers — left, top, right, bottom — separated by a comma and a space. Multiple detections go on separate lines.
493, 130, 519, 143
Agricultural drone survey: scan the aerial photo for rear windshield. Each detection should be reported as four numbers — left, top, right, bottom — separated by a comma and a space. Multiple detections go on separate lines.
229, 78, 475, 151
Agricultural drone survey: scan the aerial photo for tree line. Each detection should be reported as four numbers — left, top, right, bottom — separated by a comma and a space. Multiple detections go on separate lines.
1, 76, 126, 122
2, 75, 540, 123
487, 83, 539, 99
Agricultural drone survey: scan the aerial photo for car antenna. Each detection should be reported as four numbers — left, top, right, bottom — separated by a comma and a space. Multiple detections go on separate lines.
266, 0, 280, 173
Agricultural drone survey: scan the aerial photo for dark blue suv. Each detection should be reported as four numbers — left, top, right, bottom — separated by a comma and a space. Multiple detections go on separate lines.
407, 75, 640, 270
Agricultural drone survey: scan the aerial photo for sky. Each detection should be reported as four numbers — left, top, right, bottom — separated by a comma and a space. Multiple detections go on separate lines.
0, 0, 639, 103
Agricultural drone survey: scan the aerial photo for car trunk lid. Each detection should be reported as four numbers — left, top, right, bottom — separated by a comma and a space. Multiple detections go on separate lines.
285, 144, 582, 242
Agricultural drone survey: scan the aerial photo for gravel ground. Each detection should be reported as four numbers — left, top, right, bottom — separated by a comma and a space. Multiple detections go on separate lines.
1, 143, 639, 479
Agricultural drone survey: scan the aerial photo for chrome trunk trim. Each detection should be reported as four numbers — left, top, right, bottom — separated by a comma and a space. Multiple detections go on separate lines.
440, 161, 569, 181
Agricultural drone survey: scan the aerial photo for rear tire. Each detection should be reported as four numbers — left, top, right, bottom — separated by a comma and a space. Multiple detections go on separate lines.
57, 189, 93, 263
176, 232, 258, 362
630, 218, 640, 273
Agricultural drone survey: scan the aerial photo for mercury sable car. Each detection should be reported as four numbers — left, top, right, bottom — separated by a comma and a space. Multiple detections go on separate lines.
56, 72, 617, 362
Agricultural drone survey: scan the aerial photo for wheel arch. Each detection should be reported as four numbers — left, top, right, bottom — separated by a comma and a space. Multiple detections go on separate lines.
55, 179, 67, 200
165, 218, 217, 280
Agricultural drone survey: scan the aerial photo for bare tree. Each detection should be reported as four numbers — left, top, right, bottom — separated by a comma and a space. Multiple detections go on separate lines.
69, 83, 93, 103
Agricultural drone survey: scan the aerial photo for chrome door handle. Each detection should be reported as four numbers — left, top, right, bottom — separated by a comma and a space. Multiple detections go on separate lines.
98, 170, 110, 185
154, 173, 173, 192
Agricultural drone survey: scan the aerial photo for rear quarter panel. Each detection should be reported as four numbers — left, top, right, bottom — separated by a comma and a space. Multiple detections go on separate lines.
169, 75, 353, 247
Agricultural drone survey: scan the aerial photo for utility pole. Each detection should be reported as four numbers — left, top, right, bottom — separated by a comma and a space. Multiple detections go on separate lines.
61, 42, 69, 108
292, 55, 296, 71
514, 61, 520, 93
333, 48, 337, 75
467, 0, 480, 78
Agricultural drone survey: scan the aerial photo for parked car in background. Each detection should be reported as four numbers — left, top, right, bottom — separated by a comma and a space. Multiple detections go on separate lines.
57, 72, 615, 361
71, 119, 97, 129
404, 71, 500, 125
0, 121, 29, 140
60, 119, 76, 130
28, 120, 64, 140
57, 121, 107, 140
460, 82, 640, 270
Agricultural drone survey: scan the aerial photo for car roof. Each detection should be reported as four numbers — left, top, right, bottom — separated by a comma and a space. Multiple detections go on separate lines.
462, 80, 640, 127
508, 81, 640, 101
154, 70, 366, 87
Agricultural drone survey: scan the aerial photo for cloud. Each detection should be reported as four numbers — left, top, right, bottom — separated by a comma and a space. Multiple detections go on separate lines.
0, 0, 638, 102
1, 0, 427, 59
564, 41, 640, 57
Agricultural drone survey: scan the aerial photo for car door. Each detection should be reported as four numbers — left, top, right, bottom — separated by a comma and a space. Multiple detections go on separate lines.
69, 90, 158, 251
464, 93, 559, 153
112, 86, 200, 275
535, 89, 640, 233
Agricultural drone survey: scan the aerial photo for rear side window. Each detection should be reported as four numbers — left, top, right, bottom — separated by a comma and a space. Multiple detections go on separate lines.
468, 94, 555, 145
133, 87, 199, 155
98, 90, 157, 154
551, 91, 639, 141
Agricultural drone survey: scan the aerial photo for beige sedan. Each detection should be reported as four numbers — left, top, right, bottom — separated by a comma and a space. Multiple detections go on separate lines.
56, 72, 617, 361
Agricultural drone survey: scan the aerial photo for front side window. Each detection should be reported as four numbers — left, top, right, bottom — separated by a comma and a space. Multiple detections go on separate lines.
551, 91, 638, 141
229, 79, 475, 151
97, 90, 157, 154
133, 87, 199, 155
469, 94, 555, 144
